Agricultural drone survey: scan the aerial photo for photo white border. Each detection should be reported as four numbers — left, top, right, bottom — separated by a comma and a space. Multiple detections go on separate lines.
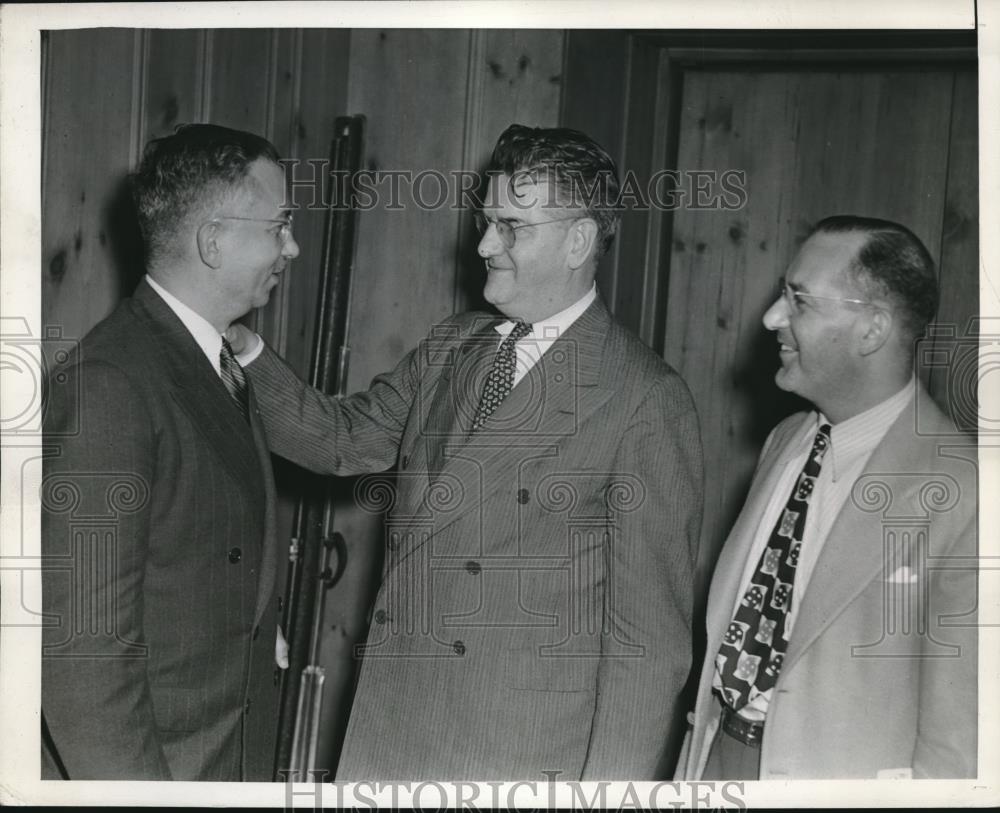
1, 0, 995, 807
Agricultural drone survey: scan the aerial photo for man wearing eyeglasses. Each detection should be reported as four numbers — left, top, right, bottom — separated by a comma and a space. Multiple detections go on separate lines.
233, 124, 704, 779
677, 216, 977, 780
41, 124, 298, 780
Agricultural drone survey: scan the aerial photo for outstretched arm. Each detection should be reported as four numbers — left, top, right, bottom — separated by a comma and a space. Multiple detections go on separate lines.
247, 339, 420, 476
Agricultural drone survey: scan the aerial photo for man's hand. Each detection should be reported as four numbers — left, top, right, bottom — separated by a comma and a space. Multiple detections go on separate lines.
225, 323, 256, 355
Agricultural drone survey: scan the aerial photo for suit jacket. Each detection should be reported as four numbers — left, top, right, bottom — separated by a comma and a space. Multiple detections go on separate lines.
41, 279, 281, 781
678, 386, 977, 779
249, 296, 704, 779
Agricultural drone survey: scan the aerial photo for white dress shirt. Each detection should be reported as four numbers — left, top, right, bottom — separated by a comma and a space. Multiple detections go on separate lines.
714, 379, 915, 721
494, 284, 597, 386
145, 275, 226, 376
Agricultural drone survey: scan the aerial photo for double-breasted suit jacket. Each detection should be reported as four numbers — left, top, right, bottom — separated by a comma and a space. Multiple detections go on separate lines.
42, 279, 281, 780
678, 386, 977, 779
250, 296, 704, 779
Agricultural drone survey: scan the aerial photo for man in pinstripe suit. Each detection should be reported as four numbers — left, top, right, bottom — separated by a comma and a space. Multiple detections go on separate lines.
235, 125, 705, 779
41, 124, 298, 780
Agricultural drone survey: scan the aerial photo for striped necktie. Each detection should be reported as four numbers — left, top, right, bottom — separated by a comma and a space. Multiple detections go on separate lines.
220, 337, 251, 423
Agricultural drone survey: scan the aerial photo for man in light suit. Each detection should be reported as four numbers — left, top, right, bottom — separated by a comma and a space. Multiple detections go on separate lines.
41, 124, 299, 780
235, 124, 704, 779
678, 215, 977, 780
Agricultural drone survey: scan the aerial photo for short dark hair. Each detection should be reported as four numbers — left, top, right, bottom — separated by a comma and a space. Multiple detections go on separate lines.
812, 215, 939, 342
133, 123, 280, 266
487, 124, 620, 261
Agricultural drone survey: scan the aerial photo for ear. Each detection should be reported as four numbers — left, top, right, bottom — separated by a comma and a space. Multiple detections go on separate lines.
567, 217, 599, 271
857, 306, 893, 356
196, 220, 223, 269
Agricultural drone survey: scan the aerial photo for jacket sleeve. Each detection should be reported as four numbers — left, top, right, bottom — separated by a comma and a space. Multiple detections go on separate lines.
41, 360, 172, 780
247, 341, 420, 475
580, 374, 704, 779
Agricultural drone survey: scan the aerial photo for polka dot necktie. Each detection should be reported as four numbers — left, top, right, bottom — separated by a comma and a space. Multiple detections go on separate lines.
716, 423, 832, 713
470, 321, 533, 434
220, 337, 251, 423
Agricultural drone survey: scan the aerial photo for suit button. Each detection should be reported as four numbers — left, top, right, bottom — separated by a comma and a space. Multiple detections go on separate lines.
465, 560, 481, 575
452, 640, 466, 656
228, 547, 242, 563
244, 698, 251, 715
252, 625, 260, 640
374, 609, 388, 625
516, 488, 530, 505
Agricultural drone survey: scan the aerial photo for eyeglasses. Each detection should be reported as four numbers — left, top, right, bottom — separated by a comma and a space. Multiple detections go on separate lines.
217, 214, 294, 241
474, 212, 580, 249
777, 276, 873, 311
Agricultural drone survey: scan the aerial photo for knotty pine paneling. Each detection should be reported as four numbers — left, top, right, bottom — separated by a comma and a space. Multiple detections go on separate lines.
42, 29, 143, 340
455, 29, 565, 312
280, 28, 352, 378
142, 29, 205, 145
664, 67, 970, 580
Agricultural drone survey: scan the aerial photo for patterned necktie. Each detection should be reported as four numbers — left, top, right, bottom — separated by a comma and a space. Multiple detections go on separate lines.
220, 337, 251, 423
716, 423, 832, 713
470, 320, 533, 434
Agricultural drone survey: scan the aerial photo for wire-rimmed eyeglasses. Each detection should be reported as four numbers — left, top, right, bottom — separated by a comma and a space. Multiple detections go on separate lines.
474, 212, 580, 249
217, 213, 294, 241
777, 276, 873, 310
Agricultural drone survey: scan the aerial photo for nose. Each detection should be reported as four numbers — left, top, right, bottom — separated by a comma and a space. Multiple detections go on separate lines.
762, 294, 789, 331
282, 232, 300, 260
477, 224, 504, 258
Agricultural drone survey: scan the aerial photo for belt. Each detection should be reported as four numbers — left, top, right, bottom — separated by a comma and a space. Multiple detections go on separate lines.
719, 702, 765, 748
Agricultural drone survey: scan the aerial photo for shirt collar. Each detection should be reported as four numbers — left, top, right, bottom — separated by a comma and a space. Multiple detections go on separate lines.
145, 274, 224, 375
494, 283, 597, 342
814, 378, 915, 480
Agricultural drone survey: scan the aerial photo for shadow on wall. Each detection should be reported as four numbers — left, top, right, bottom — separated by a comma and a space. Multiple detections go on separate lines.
105, 173, 146, 299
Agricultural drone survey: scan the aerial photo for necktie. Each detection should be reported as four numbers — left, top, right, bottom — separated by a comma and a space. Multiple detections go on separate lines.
716, 423, 832, 713
220, 337, 251, 423
470, 320, 533, 434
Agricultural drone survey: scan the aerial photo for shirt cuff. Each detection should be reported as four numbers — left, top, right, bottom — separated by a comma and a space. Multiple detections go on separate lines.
235, 333, 264, 366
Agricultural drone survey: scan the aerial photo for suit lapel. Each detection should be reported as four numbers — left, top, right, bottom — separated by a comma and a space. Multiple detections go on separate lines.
783, 396, 924, 671
388, 298, 617, 571
704, 416, 812, 657
132, 281, 264, 492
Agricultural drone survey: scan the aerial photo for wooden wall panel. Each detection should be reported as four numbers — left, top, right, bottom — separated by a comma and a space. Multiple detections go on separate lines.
280, 29, 352, 377
455, 29, 565, 312
344, 29, 473, 381
142, 29, 205, 144
930, 70, 979, 428
42, 29, 142, 340
664, 67, 962, 579
476, 30, 563, 150
205, 29, 273, 134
